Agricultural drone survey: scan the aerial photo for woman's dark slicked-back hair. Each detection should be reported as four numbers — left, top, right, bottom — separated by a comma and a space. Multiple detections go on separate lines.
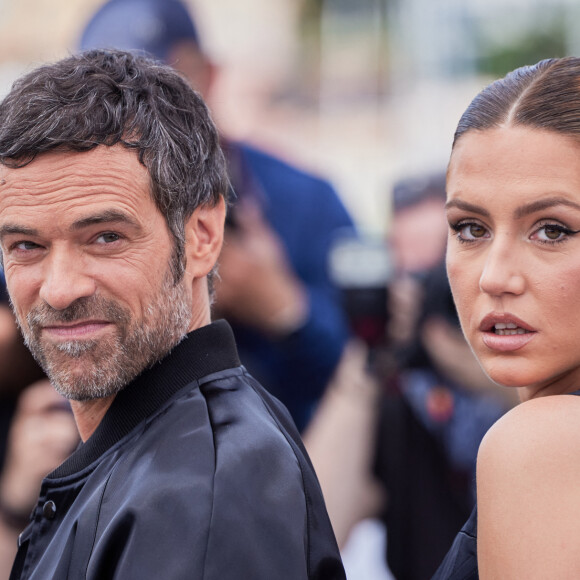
453, 56, 580, 149
0, 48, 229, 281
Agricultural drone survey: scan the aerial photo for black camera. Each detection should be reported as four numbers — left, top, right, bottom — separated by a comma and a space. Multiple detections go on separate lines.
329, 231, 393, 348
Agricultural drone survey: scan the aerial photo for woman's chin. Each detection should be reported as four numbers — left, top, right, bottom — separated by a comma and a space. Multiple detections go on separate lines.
482, 365, 530, 389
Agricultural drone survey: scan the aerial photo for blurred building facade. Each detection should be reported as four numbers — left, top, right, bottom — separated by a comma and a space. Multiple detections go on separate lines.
0, 0, 577, 232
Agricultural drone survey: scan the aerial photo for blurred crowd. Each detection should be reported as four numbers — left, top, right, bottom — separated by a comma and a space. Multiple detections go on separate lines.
0, 1, 516, 579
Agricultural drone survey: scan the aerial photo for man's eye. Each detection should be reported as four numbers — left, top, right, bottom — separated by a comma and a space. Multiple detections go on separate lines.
96, 232, 121, 244
15, 241, 41, 251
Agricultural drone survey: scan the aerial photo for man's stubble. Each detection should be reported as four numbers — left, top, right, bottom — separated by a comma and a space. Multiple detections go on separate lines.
16, 271, 192, 401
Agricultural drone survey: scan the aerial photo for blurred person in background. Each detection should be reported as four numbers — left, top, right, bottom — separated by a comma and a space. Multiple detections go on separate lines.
0, 381, 78, 578
80, 0, 355, 432
302, 334, 392, 580
0, 277, 79, 579
389, 174, 449, 278
0, 275, 46, 437
305, 174, 516, 580
374, 174, 516, 580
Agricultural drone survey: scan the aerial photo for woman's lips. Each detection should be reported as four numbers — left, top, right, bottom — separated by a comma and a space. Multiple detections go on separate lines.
479, 313, 537, 352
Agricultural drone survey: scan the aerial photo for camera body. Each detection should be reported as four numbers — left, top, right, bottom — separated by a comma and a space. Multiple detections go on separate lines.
329, 232, 393, 347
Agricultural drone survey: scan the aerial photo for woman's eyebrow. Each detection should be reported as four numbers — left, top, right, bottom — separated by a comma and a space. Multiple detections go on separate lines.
446, 196, 580, 219
513, 196, 580, 219
445, 199, 490, 217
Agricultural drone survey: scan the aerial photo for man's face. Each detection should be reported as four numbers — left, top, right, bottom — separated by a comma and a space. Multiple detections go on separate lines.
390, 198, 447, 274
0, 146, 193, 400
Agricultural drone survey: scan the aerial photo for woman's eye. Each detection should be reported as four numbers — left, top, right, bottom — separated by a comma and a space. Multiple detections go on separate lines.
455, 223, 488, 241
536, 225, 567, 242
530, 222, 580, 244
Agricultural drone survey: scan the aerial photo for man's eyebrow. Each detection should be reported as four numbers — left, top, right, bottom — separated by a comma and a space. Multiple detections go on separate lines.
70, 210, 140, 231
0, 211, 140, 241
513, 196, 580, 218
445, 199, 491, 217
0, 224, 38, 239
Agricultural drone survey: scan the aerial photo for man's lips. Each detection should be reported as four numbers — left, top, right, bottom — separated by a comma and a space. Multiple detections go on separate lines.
478, 313, 537, 352
41, 321, 111, 339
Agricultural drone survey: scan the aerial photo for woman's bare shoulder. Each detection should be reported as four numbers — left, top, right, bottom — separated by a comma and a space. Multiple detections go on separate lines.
477, 393, 580, 578
477, 393, 580, 495
478, 393, 580, 466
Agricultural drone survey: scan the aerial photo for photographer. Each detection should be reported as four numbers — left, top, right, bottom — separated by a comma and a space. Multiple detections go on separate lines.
376, 175, 515, 580
81, 0, 355, 432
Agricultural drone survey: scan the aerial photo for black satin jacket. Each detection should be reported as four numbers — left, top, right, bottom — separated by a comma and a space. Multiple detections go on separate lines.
431, 507, 478, 579
10, 320, 345, 580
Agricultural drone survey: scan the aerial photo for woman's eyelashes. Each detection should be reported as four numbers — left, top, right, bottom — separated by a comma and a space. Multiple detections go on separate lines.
449, 219, 580, 246
449, 221, 488, 243
531, 222, 580, 244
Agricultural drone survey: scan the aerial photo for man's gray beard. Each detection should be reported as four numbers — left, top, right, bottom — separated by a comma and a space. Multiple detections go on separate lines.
17, 273, 192, 401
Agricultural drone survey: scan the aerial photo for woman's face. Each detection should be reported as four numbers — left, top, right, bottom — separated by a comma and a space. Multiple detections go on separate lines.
446, 126, 580, 400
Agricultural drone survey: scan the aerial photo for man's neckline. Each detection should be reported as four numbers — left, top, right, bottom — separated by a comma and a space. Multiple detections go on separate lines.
48, 320, 240, 479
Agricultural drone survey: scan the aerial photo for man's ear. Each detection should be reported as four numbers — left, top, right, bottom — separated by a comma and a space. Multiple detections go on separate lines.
184, 197, 226, 279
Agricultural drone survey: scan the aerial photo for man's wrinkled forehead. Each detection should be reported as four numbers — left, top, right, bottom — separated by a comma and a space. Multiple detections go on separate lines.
0, 147, 153, 217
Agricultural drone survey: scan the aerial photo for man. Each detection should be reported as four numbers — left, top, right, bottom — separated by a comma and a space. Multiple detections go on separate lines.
0, 49, 345, 579
80, 0, 355, 431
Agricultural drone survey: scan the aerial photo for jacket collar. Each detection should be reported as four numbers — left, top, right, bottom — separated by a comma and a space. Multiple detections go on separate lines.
49, 319, 240, 478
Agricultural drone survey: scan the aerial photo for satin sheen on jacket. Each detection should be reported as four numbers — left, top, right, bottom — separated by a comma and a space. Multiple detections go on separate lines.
10, 321, 345, 579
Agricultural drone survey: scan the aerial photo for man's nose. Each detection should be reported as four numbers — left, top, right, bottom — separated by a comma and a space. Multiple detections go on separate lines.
38, 250, 96, 310
478, 236, 525, 297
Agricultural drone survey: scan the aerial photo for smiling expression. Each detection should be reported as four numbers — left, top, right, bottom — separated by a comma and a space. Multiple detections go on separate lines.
0, 146, 197, 400
446, 125, 580, 400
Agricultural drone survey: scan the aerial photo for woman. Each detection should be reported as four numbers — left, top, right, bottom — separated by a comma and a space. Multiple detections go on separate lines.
433, 57, 580, 579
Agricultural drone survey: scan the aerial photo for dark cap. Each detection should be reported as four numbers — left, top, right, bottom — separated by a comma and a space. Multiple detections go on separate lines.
392, 172, 446, 213
80, 0, 201, 63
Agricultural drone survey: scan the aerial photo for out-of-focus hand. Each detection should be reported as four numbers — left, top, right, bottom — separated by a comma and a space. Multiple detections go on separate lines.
0, 380, 78, 577
0, 380, 79, 517
0, 305, 44, 399
303, 341, 386, 548
387, 275, 424, 346
214, 201, 308, 336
